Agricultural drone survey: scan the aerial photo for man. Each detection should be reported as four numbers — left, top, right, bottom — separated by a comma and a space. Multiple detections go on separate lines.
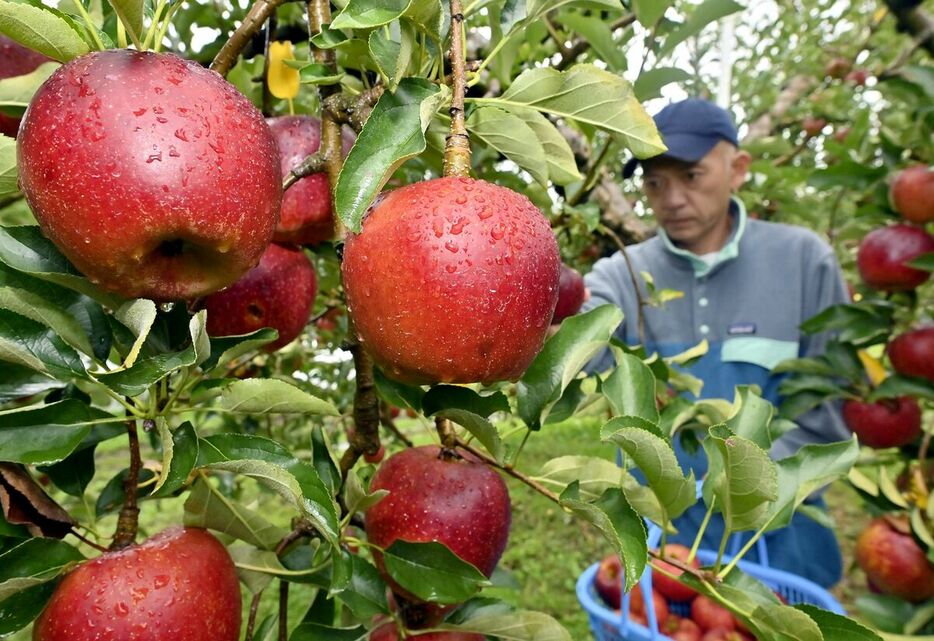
583, 98, 851, 587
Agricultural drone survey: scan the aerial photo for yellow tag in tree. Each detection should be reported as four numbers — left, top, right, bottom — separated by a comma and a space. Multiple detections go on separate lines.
268, 41, 299, 101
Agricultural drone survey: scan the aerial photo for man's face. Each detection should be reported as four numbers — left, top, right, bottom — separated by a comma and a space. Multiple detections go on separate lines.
641, 141, 750, 255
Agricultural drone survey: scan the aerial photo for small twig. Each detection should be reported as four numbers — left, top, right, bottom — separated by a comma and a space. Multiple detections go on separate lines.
455, 436, 560, 502
380, 406, 414, 447
70, 528, 108, 553
542, 16, 570, 57
245, 591, 264, 640
555, 14, 636, 71
211, 0, 290, 76
772, 136, 811, 167
443, 0, 471, 177
322, 87, 385, 132
598, 224, 647, 346
283, 152, 325, 192
648, 549, 717, 585
339, 341, 381, 478
110, 415, 142, 550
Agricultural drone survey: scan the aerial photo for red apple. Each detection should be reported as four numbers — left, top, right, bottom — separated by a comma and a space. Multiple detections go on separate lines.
629, 583, 669, 627
651, 543, 699, 602
33, 527, 241, 641
371, 622, 483, 640
833, 127, 851, 143
0, 35, 52, 137
842, 397, 921, 448
846, 69, 870, 86
552, 263, 585, 323
594, 553, 623, 609
365, 445, 511, 602
17, 50, 281, 301
691, 595, 735, 632
342, 177, 560, 385
889, 165, 934, 224
856, 516, 934, 602
824, 58, 851, 79
364, 444, 387, 464
802, 117, 827, 137
202, 243, 317, 351
701, 629, 752, 641
887, 327, 934, 382
663, 615, 703, 641
856, 224, 934, 291
267, 115, 354, 245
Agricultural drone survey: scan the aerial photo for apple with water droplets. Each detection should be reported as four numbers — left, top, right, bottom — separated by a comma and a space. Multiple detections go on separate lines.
856, 224, 934, 291
365, 445, 511, 602
18, 49, 280, 301
33, 527, 241, 641
342, 177, 560, 385
267, 115, 354, 245
842, 396, 921, 449
202, 242, 317, 351
0, 35, 52, 137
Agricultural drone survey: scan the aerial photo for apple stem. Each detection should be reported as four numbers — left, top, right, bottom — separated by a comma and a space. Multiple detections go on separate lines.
211, 0, 290, 76
443, 0, 472, 178
69, 528, 108, 553
598, 224, 647, 346
322, 87, 385, 133
338, 342, 382, 478
110, 417, 142, 550
436, 417, 457, 452
283, 153, 326, 192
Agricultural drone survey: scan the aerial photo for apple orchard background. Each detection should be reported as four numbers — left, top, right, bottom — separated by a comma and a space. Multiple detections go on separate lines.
0, 1, 932, 641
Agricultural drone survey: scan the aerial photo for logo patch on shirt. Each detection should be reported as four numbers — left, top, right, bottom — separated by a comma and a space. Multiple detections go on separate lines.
728, 322, 757, 335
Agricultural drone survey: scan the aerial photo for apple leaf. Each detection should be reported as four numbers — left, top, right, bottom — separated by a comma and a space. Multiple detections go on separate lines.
467, 106, 549, 187
726, 386, 774, 450
95, 466, 156, 516
795, 605, 883, 641
0, 538, 84, 601
422, 385, 510, 463
331, 0, 411, 29
702, 425, 778, 532
470, 64, 664, 158
634, 66, 693, 101
533, 455, 623, 501
368, 20, 415, 92
0, 226, 120, 308
105, 0, 144, 48
288, 623, 367, 641
0, 61, 58, 118
764, 438, 859, 532
657, 0, 744, 59
602, 420, 696, 521
382, 540, 489, 604
95, 342, 196, 396
0, 135, 16, 198
517, 304, 622, 430
509, 107, 581, 185
0, 400, 110, 467
869, 374, 934, 403
342, 467, 388, 516
0, 1, 90, 62
501, 0, 622, 35
0, 263, 111, 361
439, 609, 572, 641
198, 434, 340, 548
335, 78, 449, 232
0, 308, 88, 381
332, 554, 390, 620
201, 328, 278, 373
631, 0, 673, 26
311, 425, 341, 496
183, 477, 289, 550
217, 378, 339, 416
36, 421, 124, 497
151, 421, 198, 498
555, 11, 628, 70
602, 353, 659, 422
908, 252, 934, 272
559, 484, 646, 593
226, 545, 279, 594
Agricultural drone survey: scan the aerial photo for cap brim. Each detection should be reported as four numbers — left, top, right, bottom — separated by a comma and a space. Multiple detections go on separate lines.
623, 132, 723, 179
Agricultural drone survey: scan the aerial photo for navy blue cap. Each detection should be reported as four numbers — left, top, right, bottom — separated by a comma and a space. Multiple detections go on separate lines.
623, 98, 739, 178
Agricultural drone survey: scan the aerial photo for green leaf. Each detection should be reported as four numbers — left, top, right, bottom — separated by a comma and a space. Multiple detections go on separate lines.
634, 67, 692, 101
468, 106, 548, 186
289, 622, 367, 641
422, 386, 509, 463
795, 604, 883, 641
657, 0, 744, 59
96, 343, 195, 396
0, 61, 57, 117
908, 252, 934, 272
765, 438, 859, 531
311, 425, 341, 496
0, 538, 84, 601
559, 484, 646, 592
808, 160, 888, 190
183, 477, 289, 550
0, 226, 119, 307
331, 0, 411, 29
439, 609, 571, 640
602, 420, 695, 521
533, 455, 623, 501
37, 420, 124, 496
555, 11, 627, 70
0, 308, 88, 380
602, 353, 659, 422
111, 299, 157, 369
202, 328, 277, 372
334, 77, 448, 232
342, 467, 388, 515
473, 64, 665, 158
517, 304, 622, 430
106, 0, 143, 46
525, 0, 622, 25
368, 21, 414, 91
0, 582, 55, 636
382, 540, 489, 604
0, 135, 16, 199
632, 0, 672, 27
218, 378, 339, 416
508, 107, 581, 185
334, 555, 389, 619
152, 421, 198, 497
95, 466, 155, 516
0, 0, 90, 62
0, 399, 113, 465
702, 425, 778, 532
726, 386, 774, 451
198, 434, 340, 547
869, 375, 934, 403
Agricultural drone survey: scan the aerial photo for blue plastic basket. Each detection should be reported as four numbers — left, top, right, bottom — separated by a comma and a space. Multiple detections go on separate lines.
576, 525, 845, 641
